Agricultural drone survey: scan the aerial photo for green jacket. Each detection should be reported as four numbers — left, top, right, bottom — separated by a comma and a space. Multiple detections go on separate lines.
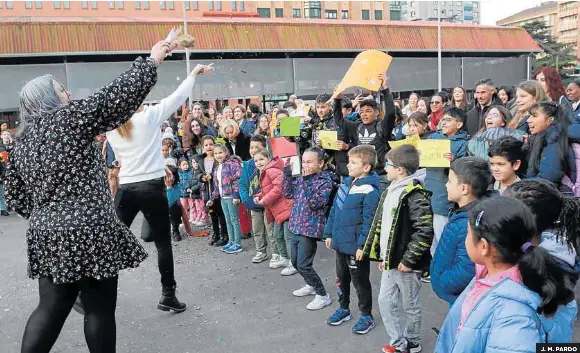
362, 180, 434, 271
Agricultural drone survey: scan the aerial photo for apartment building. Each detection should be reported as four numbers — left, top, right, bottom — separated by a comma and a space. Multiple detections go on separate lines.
403, 1, 481, 24
254, 1, 390, 21
497, 2, 558, 36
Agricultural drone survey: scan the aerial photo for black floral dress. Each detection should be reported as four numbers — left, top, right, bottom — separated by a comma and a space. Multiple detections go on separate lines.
5, 57, 158, 284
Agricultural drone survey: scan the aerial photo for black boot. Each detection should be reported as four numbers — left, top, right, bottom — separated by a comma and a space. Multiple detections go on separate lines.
215, 233, 228, 247
157, 286, 186, 313
209, 230, 220, 246
172, 230, 182, 242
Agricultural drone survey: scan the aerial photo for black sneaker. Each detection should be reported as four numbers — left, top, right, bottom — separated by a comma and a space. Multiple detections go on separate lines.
407, 341, 422, 353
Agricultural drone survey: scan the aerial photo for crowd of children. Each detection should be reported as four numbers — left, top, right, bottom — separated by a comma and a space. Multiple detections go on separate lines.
93, 71, 580, 352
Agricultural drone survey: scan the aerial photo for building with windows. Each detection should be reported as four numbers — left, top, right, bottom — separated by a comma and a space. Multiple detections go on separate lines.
497, 2, 558, 36
255, 1, 389, 21
402, 1, 480, 24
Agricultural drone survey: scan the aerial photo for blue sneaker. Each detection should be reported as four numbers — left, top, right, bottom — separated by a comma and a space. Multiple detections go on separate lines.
327, 307, 352, 326
221, 241, 233, 252
352, 315, 376, 334
225, 243, 243, 254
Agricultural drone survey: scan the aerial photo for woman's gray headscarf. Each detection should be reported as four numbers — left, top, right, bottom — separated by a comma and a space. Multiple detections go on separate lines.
17, 74, 64, 135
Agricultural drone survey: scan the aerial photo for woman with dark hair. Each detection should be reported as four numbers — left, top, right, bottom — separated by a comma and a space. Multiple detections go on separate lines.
535, 66, 567, 103
498, 85, 517, 117
183, 117, 216, 159
450, 86, 470, 111
428, 93, 446, 131
5, 40, 171, 353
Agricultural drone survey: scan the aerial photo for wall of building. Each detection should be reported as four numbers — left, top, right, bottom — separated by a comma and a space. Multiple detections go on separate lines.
404, 0, 480, 24
253, 1, 389, 21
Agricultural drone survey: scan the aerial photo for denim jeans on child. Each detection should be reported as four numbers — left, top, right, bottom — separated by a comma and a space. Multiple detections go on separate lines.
0, 183, 6, 211
274, 221, 292, 259
250, 210, 277, 255
221, 198, 242, 245
291, 233, 327, 296
378, 269, 422, 350
335, 252, 372, 317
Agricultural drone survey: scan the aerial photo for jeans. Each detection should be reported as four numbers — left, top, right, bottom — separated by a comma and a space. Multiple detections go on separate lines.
114, 178, 177, 289
0, 183, 6, 211
221, 198, 242, 245
291, 234, 326, 296
378, 269, 422, 350
335, 252, 372, 316
274, 221, 292, 259
431, 214, 449, 256
21, 276, 118, 353
250, 210, 276, 255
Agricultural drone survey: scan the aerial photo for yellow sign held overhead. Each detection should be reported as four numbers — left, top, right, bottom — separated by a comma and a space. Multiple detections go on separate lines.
332, 50, 393, 99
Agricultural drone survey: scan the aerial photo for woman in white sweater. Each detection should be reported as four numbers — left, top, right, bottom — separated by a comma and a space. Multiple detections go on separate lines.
107, 63, 213, 313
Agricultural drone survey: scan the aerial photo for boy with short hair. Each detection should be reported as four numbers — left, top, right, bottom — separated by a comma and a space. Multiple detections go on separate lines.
239, 134, 280, 266
363, 145, 433, 353
430, 157, 492, 305
488, 136, 523, 194
324, 145, 381, 334
425, 107, 469, 256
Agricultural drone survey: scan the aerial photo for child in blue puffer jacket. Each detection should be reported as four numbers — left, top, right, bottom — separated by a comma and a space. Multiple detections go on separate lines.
435, 197, 575, 353
505, 179, 579, 343
430, 157, 492, 305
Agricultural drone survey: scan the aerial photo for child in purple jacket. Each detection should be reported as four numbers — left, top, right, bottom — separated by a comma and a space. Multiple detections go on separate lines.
207, 144, 243, 254
283, 147, 335, 311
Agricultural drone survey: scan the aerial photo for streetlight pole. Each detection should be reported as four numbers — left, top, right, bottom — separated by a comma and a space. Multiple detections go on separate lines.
437, 0, 442, 92
182, 4, 192, 109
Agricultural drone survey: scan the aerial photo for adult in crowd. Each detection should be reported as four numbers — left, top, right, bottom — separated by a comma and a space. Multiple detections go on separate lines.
417, 97, 430, 115
247, 103, 261, 123
468, 105, 524, 160
221, 119, 251, 161
4, 39, 172, 353
254, 114, 271, 137
207, 105, 217, 122
566, 80, 580, 120
108, 62, 214, 316
428, 93, 446, 131
401, 92, 419, 117
222, 106, 234, 122
183, 117, 216, 159
233, 105, 256, 136
508, 80, 547, 134
466, 78, 502, 137
0, 120, 8, 132
498, 85, 517, 118
535, 66, 567, 103
450, 86, 470, 111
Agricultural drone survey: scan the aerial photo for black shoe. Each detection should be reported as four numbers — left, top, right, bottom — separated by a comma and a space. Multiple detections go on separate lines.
407, 340, 422, 353
215, 238, 227, 247
158, 286, 186, 313
172, 232, 182, 242
72, 294, 85, 315
0, 210, 9, 216
241, 233, 252, 239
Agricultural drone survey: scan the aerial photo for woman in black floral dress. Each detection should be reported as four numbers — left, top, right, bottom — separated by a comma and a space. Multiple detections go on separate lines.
5, 40, 172, 353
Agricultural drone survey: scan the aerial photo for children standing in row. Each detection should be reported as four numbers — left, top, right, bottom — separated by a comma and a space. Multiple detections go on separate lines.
364, 145, 434, 353
177, 159, 209, 227
283, 147, 335, 310
324, 145, 381, 334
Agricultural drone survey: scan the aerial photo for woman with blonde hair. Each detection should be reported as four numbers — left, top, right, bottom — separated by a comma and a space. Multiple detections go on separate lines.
508, 80, 548, 133
220, 119, 252, 161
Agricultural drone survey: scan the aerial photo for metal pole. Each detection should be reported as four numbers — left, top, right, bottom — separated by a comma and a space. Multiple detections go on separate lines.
527, 55, 531, 80
437, 0, 442, 92
183, 4, 192, 109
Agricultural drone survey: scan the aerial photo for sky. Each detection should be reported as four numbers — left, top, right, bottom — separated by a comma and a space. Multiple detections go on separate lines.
480, 0, 545, 26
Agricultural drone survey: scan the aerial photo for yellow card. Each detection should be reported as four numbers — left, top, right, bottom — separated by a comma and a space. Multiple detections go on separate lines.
417, 140, 451, 168
319, 130, 339, 151
332, 50, 393, 99
388, 135, 420, 149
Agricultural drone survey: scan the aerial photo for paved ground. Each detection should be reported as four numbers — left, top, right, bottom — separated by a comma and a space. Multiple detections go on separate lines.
1, 213, 579, 353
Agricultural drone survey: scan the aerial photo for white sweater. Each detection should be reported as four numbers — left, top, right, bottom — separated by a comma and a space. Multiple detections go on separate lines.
107, 76, 195, 185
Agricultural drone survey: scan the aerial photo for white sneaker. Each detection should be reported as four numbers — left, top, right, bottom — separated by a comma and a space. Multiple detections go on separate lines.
293, 285, 316, 297
281, 263, 298, 276
271, 256, 289, 269
306, 294, 332, 310
269, 254, 281, 268
252, 252, 268, 263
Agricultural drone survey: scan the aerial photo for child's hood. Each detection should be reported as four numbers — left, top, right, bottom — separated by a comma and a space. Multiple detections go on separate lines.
449, 130, 468, 141
540, 230, 577, 268
343, 172, 381, 191
486, 277, 541, 314
263, 156, 284, 172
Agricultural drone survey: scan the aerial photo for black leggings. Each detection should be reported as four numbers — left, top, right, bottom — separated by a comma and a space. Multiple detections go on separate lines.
21, 276, 118, 353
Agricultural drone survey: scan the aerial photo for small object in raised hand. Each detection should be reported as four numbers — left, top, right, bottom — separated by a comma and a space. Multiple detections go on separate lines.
174, 34, 196, 49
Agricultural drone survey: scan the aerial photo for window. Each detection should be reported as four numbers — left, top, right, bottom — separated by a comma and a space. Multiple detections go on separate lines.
374, 9, 382, 20
473, 2, 478, 8
6, 1, 12, 9
91, 1, 98, 9
182, 1, 188, 10
390, 10, 401, 20
362, 9, 370, 20
116, 1, 122, 9
231, 1, 236, 10
81, 1, 88, 8
135, 1, 140, 9
293, 8, 301, 17
167, 1, 174, 9
325, 10, 337, 19
342, 10, 349, 19
25, 1, 32, 9
193, 1, 198, 10
411, 10, 416, 17
239, 1, 243, 10
455, 1, 462, 4
0, 2, 3, 8
64, 1, 70, 8
257, 7, 271, 17
275, 8, 283, 17
160, 0, 165, 9
216, 0, 221, 10
143, 0, 149, 9
35, 1, 42, 8
53, 1, 61, 9
208, 1, 213, 10
305, 8, 321, 18
109, 1, 114, 9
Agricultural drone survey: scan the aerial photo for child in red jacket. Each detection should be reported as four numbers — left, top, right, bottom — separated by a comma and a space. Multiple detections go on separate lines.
252, 148, 295, 276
